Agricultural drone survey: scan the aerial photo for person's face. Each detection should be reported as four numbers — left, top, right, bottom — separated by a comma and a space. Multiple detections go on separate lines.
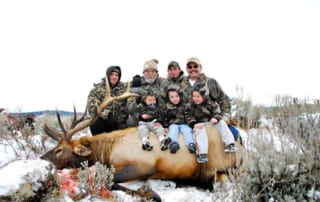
143, 69, 158, 84
145, 95, 157, 106
186, 62, 201, 80
109, 71, 120, 86
168, 66, 181, 79
168, 91, 180, 105
192, 91, 204, 105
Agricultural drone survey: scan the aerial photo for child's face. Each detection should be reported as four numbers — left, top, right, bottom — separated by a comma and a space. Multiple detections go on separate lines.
168, 91, 180, 105
192, 91, 204, 105
145, 95, 157, 106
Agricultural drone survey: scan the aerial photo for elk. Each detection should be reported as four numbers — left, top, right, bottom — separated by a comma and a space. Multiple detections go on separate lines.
41, 79, 244, 201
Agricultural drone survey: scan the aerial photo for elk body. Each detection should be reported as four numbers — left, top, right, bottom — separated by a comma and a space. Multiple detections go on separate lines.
43, 126, 243, 187
41, 80, 244, 200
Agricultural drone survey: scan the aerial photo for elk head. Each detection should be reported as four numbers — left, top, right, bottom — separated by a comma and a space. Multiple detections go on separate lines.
41, 80, 138, 169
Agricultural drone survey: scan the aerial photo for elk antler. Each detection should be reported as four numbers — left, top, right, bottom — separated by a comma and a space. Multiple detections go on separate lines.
44, 79, 138, 141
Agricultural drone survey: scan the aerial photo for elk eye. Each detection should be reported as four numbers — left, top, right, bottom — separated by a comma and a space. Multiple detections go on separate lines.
55, 148, 62, 156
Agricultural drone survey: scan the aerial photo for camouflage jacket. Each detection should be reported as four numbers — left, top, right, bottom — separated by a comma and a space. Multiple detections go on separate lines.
86, 78, 128, 124
163, 102, 187, 128
130, 76, 163, 100
160, 71, 185, 102
181, 73, 231, 121
184, 99, 222, 128
135, 102, 163, 124
128, 77, 165, 112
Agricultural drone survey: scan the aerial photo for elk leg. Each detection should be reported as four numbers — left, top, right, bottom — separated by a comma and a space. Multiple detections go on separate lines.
114, 165, 156, 182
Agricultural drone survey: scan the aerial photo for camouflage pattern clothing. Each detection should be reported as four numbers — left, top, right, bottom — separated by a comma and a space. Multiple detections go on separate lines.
185, 90, 236, 154
135, 100, 163, 124
129, 76, 164, 104
135, 99, 166, 141
127, 77, 164, 126
86, 66, 128, 135
86, 79, 128, 124
184, 98, 222, 128
160, 71, 185, 102
181, 73, 231, 122
163, 101, 187, 128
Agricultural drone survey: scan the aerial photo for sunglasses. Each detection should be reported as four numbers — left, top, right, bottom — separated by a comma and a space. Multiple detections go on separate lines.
187, 64, 198, 69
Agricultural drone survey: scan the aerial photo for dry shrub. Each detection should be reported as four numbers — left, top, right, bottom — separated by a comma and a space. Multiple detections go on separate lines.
238, 96, 320, 201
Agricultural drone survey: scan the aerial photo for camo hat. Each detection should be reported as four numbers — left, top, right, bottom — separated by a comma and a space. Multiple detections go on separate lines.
168, 61, 180, 70
143, 59, 158, 72
186, 57, 201, 66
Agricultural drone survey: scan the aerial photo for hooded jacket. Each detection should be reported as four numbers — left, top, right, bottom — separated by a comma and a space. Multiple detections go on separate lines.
86, 66, 128, 124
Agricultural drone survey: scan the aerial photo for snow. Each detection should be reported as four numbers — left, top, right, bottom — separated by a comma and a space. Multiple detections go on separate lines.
0, 115, 319, 201
0, 123, 243, 201
0, 159, 54, 196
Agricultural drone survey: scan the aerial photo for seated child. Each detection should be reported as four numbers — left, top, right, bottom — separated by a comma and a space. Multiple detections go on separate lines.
163, 85, 196, 154
135, 89, 171, 151
185, 86, 237, 163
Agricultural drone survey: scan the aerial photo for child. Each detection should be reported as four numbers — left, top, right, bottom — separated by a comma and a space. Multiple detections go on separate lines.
163, 86, 197, 154
185, 86, 237, 163
135, 89, 171, 151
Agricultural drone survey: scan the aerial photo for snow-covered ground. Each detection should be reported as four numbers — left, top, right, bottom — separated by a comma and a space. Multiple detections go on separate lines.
0, 125, 245, 201
0, 115, 319, 201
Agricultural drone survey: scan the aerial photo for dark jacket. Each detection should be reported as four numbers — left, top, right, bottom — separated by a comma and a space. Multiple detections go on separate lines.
135, 101, 163, 124
185, 98, 222, 128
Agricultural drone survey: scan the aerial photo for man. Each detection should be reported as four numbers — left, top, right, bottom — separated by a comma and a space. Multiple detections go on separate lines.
160, 60, 185, 102
181, 57, 237, 152
86, 66, 128, 135
127, 59, 164, 126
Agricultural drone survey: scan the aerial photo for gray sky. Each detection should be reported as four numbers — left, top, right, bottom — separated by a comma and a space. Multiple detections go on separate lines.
1, 0, 319, 112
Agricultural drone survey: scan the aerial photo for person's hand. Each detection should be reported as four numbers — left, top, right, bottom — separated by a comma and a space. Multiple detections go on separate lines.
142, 114, 149, 119
193, 123, 203, 129
210, 118, 218, 124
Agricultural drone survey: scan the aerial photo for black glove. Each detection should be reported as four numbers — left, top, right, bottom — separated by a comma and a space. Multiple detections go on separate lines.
131, 75, 142, 87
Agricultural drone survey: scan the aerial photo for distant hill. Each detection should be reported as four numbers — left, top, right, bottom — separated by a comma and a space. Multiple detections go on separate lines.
6, 110, 84, 117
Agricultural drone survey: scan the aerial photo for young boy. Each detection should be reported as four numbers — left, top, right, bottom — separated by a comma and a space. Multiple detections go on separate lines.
185, 86, 237, 163
135, 89, 171, 151
163, 85, 197, 154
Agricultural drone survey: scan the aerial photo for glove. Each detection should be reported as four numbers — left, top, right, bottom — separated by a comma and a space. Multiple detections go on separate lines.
131, 75, 142, 87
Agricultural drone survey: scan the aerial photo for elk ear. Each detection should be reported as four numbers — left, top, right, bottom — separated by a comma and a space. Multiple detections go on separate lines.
73, 145, 92, 156
79, 137, 91, 147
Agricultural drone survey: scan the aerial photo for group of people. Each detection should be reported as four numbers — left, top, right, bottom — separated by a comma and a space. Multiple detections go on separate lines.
86, 57, 237, 163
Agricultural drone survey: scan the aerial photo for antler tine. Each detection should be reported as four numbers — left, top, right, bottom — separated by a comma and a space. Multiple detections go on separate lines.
99, 80, 139, 111
43, 123, 62, 142
97, 76, 112, 115
69, 106, 88, 129
64, 107, 89, 141
45, 78, 138, 141
56, 108, 67, 135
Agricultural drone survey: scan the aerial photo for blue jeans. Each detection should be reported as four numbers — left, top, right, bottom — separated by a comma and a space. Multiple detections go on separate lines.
168, 124, 195, 146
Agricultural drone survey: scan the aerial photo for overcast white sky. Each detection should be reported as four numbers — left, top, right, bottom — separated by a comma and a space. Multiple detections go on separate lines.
1, 0, 319, 112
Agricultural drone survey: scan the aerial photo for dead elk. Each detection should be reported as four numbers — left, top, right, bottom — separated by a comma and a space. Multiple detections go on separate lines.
41, 81, 244, 201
